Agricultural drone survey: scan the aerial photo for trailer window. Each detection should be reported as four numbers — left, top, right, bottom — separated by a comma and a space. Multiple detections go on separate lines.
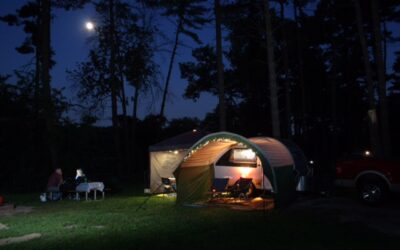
216, 149, 257, 167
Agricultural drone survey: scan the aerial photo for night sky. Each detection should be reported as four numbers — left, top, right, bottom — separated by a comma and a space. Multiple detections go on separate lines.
1, 1, 399, 125
0, 0, 217, 125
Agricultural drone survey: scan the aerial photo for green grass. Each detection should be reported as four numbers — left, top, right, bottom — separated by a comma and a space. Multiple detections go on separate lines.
0, 191, 396, 250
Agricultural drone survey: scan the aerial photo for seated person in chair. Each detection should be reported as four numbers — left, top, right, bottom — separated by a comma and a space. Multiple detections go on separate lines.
59, 169, 88, 199
230, 177, 254, 198
70, 168, 88, 200
47, 168, 63, 200
161, 177, 176, 193
75, 168, 87, 186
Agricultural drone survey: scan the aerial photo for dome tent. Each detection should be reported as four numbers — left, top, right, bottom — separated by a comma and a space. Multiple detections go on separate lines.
174, 132, 300, 207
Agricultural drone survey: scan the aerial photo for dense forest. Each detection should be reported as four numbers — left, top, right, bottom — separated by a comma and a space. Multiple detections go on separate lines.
1, 0, 399, 191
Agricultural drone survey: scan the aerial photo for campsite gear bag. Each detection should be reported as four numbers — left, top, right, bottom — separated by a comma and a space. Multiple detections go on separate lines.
40, 193, 47, 202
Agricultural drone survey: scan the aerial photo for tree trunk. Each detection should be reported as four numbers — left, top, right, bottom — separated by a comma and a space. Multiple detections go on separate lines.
294, 0, 307, 137
119, 70, 130, 174
159, 19, 182, 118
330, 65, 338, 159
109, 0, 122, 173
40, 0, 58, 168
120, 75, 127, 116
328, 1, 338, 162
131, 85, 140, 175
133, 85, 140, 120
109, 0, 118, 128
34, 5, 41, 117
280, 0, 292, 138
382, 18, 387, 71
370, 0, 391, 156
115, 22, 130, 174
263, 0, 280, 138
215, 0, 226, 131
353, 0, 380, 155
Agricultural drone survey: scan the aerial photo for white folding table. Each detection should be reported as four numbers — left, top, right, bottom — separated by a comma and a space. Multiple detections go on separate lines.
75, 182, 105, 201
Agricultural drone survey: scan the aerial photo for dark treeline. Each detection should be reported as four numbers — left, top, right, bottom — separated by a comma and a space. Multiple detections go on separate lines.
1, 0, 400, 191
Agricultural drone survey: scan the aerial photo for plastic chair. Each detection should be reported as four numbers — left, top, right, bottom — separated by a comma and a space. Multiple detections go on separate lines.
230, 177, 253, 199
161, 177, 176, 193
211, 178, 230, 198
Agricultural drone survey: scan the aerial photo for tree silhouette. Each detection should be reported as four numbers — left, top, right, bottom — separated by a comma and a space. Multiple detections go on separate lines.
147, 0, 209, 118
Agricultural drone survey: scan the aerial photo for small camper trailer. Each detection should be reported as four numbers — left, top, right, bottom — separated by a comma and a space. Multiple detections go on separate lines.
149, 131, 310, 207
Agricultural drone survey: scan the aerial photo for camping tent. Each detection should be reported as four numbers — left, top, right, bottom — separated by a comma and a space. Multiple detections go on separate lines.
149, 130, 208, 193
174, 132, 303, 207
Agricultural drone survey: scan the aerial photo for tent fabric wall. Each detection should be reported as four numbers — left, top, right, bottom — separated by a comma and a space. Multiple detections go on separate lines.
278, 139, 308, 176
149, 150, 187, 193
174, 132, 299, 207
248, 137, 296, 206
248, 137, 294, 167
149, 130, 209, 193
175, 165, 213, 204
272, 165, 296, 206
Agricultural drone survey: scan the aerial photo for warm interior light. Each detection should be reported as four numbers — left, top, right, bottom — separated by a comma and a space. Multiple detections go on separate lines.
192, 129, 197, 132
239, 167, 251, 178
364, 150, 371, 157
173, 150, 179, 155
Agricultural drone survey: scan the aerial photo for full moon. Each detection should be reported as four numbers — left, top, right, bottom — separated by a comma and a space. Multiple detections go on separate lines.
85, 21, 94, 31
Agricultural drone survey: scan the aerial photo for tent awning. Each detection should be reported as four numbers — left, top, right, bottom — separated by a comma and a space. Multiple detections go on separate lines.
149, 130, 209, 152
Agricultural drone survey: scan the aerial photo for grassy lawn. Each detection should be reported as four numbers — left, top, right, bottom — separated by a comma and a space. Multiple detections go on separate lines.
0, 189, 396, 250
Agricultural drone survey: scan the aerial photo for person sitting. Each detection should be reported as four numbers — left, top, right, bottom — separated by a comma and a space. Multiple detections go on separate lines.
75, 168, 87, 186
47, 168, 63, 200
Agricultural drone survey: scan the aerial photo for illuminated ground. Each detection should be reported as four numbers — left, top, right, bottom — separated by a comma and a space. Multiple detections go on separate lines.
0, 190, 397, 250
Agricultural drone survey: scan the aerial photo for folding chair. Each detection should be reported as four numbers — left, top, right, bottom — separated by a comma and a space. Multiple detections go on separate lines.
211, 178, 230, 198
230, 177, 253, 199
161, 177, 176, 193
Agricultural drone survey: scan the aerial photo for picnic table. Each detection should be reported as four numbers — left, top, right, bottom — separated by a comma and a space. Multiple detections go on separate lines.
75, 182, 105, 201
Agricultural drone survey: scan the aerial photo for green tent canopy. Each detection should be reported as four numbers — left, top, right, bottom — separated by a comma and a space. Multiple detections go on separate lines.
174, 132, 297, 207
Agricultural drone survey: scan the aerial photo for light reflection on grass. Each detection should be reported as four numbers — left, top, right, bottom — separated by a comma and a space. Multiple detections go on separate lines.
0, 193, 395, 250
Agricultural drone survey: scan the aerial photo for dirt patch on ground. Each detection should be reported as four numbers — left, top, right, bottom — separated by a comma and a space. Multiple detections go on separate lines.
0, 205, 33, 217
93, 225, 105, 229
287, 195, 400, 237
0, 223, 9, 230
64, 224, 78, 229
0, 233, 41, 246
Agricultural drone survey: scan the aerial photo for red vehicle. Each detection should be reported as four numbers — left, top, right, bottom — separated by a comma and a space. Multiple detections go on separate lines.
335, 153, 400, 204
